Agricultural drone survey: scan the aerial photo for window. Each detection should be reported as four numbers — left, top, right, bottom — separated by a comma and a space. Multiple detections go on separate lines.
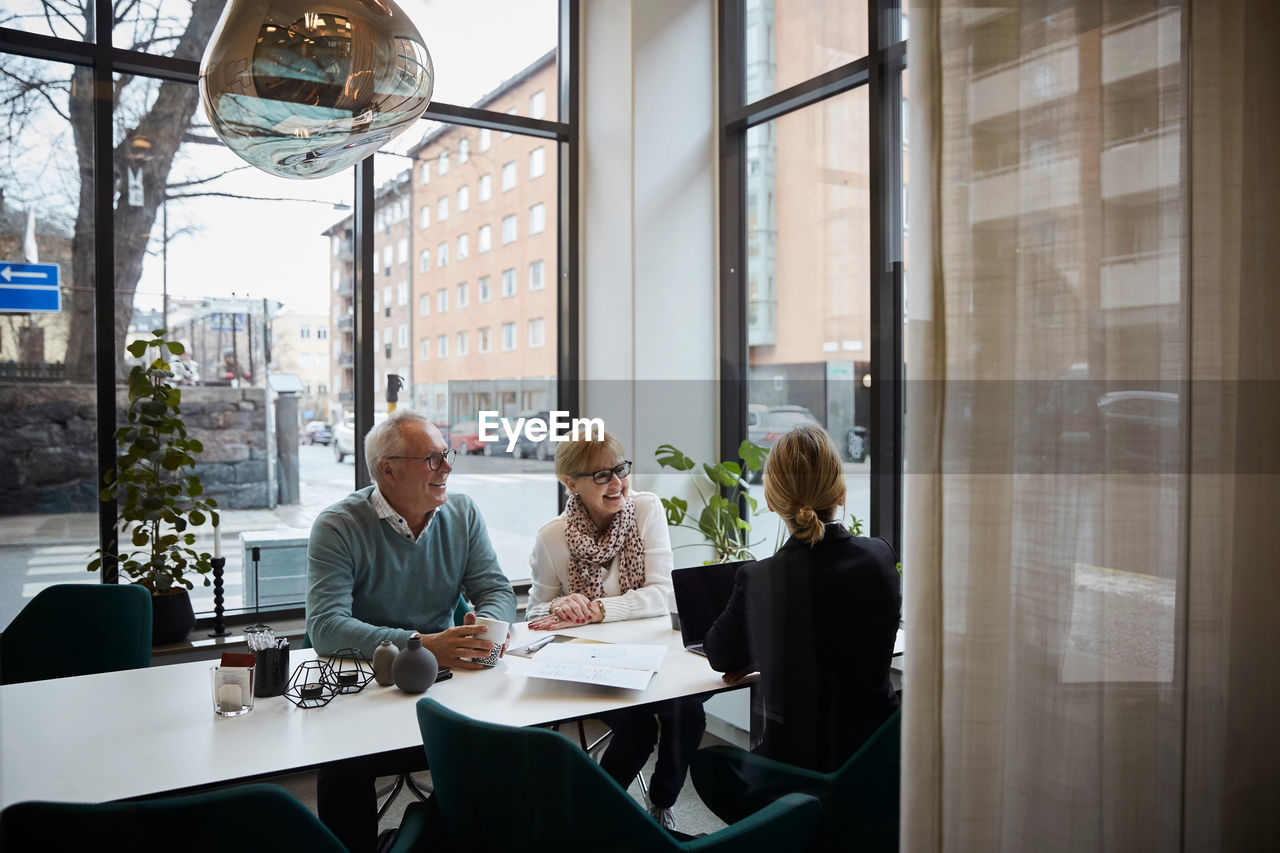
437, 150, 449, 175
529, 146, 546, 179
502, 215, 517, 244
502, 106, 517, 138
478, 326, 492, 354
420, 337, 430, 360
397, 238, 408, 264
501, 322, 517, 350
398, 280, 409, 306
420, 205, 430, 229
437, 335, 448, 359
398, 324, 408, 348
529, 260, 545, 291
375, 212, 383, 232
457, 330, 469, 357
332, 236, 341, 255
457, 281, 469, 308
383, 327, 392, 359
458, 138, 469, 163
420, 161, 430, 185
300, 327, 312, 339
478, 174, 492, 202
382, 245, 392, 276
419, 249, 431, 272
373, 291, 379, 313
478, 224, 492, 253
437, 288, 448, 312
478, 128, 491, 152
529, 203, 546, 235
332, 269, 340, 290
528, 317, 546, 348
437, 242, 448, 267
457, 234, 469, 260
457, 185, 469, 212
502, 161, 517, 191
419, 293, 430, 316
478, 275, 492, 303
501, 268, 516, 297
437, 196, 448, 221
318, 328, 328, 340
529, 89, 547, 119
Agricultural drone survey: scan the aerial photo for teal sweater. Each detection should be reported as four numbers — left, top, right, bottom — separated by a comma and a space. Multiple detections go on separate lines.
306, 487, 516, 657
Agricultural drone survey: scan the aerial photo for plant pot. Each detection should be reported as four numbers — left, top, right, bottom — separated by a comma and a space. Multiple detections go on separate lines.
150, 587, 196, 646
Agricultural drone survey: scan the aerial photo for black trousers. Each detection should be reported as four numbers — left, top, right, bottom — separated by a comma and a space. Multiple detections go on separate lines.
597, 696, 707, 808
316, 745, 427, 853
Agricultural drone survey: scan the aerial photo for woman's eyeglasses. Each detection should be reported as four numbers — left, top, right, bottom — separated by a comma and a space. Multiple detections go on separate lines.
387, 448, 457, 470
574, 460, 632, 485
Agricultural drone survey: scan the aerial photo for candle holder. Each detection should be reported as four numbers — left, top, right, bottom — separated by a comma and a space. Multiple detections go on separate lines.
284, 660, 337, 709
207, 556, 230, 637
327, 648, 374, 694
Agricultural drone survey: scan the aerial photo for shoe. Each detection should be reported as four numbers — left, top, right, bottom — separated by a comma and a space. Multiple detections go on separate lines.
648, 805, 677, 831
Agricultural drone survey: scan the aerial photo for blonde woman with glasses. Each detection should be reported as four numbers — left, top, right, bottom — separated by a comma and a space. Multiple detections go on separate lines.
526, 430, 705, 831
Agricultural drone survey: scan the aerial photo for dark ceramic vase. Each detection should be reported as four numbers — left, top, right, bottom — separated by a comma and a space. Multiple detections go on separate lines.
150, 588, 195, 646
391, 636, 439, 693
372, 640, 399, 686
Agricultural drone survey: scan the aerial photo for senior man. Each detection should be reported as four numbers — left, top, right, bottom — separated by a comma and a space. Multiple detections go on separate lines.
307, 408, 516, 852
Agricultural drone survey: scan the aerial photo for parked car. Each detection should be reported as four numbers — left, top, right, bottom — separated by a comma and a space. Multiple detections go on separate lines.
449, 420, 486, 455
332, 412, 388, 463
746, 404, 821, 482
303, 420, 332, 446
510, 410, 556, 460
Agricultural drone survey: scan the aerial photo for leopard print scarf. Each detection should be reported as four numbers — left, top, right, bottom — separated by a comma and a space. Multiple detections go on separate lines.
564, 493, 646, 600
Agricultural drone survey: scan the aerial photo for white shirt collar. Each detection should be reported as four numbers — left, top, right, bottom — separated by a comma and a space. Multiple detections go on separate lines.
370, 487, 435, 542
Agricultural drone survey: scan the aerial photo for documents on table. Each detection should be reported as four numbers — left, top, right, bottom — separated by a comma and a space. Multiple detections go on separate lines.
505, 640, 667, 689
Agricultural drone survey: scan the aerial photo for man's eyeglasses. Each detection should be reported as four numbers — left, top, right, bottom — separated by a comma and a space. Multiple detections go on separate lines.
573, 460, 632, 485
387, 449, 457, 470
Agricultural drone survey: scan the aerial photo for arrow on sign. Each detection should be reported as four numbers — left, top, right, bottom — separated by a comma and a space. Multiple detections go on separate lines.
1, 265, 50, 283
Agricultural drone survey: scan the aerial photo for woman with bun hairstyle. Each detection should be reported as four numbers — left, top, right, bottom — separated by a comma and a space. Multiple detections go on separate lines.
702, 423, 900, 778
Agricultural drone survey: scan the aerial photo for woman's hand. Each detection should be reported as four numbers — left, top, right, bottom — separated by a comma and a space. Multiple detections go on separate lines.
529, 593, 598, 630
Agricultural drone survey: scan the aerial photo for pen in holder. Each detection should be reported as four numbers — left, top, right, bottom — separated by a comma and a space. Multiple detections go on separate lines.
254, 640, 290, 698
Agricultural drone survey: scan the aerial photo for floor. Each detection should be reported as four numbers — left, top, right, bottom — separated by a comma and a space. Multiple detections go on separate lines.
268, 716, 733, 840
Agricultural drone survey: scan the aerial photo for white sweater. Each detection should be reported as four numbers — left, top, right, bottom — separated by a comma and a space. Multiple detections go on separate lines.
526, 491, 673, 622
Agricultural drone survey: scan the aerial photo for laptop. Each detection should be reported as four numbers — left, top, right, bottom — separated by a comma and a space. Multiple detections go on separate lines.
671, 560, 749, 656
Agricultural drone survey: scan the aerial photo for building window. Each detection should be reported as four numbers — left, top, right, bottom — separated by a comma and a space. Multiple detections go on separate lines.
529, 203, 546, 235
397, 237, 408, 263
419, 293, 430, 316
457, 233, 469, 260
438, 150, 449, 175
437, 334, 448, 359
501, 268, 516, 297
420, 337, 430, 360
477, 326, 491, 354
458, 137, 470, 163
300, 326, 312, 339
318, 383, 328, 395
420, 161, 430, 185
384, 327, 392, 359
420, 205, 430, 229
529, 146, 546, 179
502, 322, 516, 351
383, 286, 392, 311
529, 260, 545, 291
501, 215, 517, 244
457, 185, 469, 212
398, 280, 409, 305
398, 324, 408, 348
437, 242, 448, 267
373, 292, 379, 313
529, 89, 546, 119
457, 281, 469, 308
419, 248, 431, 272
528, 317, 545, 348
437, 196, 448, 221
478, 127, 491, 152
332, 269, 340, 290
502, 106, 516, 138
478, 174, 492, 202
478, 275, 492, 303
478, 224, 492, 253
457, 330, 469, 357
382, 245, 392, 276
502, 161, 517, 191
437, 288, 448, 313
318, 328, 328, 340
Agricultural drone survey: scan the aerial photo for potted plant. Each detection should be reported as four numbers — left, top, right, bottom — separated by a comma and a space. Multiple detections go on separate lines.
89, 330, 219, 645
654, 440, 768, 563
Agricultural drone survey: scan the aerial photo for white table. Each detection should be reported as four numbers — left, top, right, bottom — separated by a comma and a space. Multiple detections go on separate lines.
0, 617, 740, 809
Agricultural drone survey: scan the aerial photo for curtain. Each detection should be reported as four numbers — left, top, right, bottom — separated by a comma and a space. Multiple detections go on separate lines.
903, 1, 1279, 850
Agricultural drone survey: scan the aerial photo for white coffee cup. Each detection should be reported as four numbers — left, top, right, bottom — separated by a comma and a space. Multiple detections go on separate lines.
471, 616, 509, 667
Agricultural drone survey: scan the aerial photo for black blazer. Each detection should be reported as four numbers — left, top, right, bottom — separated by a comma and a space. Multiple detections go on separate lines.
703, 525, 901, 772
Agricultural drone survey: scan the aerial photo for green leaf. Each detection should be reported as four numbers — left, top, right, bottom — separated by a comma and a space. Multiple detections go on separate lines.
738, 440, 769, 471
654, 444, 696, 471
703, 463, 738, 489
126, 339, 148, 358
166, 341, 185, 354
187, 439, 203, 453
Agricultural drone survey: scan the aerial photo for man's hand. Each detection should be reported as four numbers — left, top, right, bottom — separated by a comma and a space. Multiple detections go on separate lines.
463, 610, 511, 658
416, 618, 496, 671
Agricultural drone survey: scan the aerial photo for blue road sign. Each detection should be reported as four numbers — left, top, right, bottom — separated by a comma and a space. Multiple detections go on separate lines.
0, 262, 61, 313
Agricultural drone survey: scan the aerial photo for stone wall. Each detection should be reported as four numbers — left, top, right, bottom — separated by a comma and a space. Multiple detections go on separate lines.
0, 383, 275, 515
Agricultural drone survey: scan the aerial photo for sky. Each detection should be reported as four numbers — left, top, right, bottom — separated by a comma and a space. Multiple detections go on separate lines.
133, 0, 558, 317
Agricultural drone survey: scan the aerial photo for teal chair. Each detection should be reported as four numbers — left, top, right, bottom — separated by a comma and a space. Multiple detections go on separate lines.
414, 697, 822, 852
0, 583, 152, 685
690, 708, 901, 852
0, 782, 430, 853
